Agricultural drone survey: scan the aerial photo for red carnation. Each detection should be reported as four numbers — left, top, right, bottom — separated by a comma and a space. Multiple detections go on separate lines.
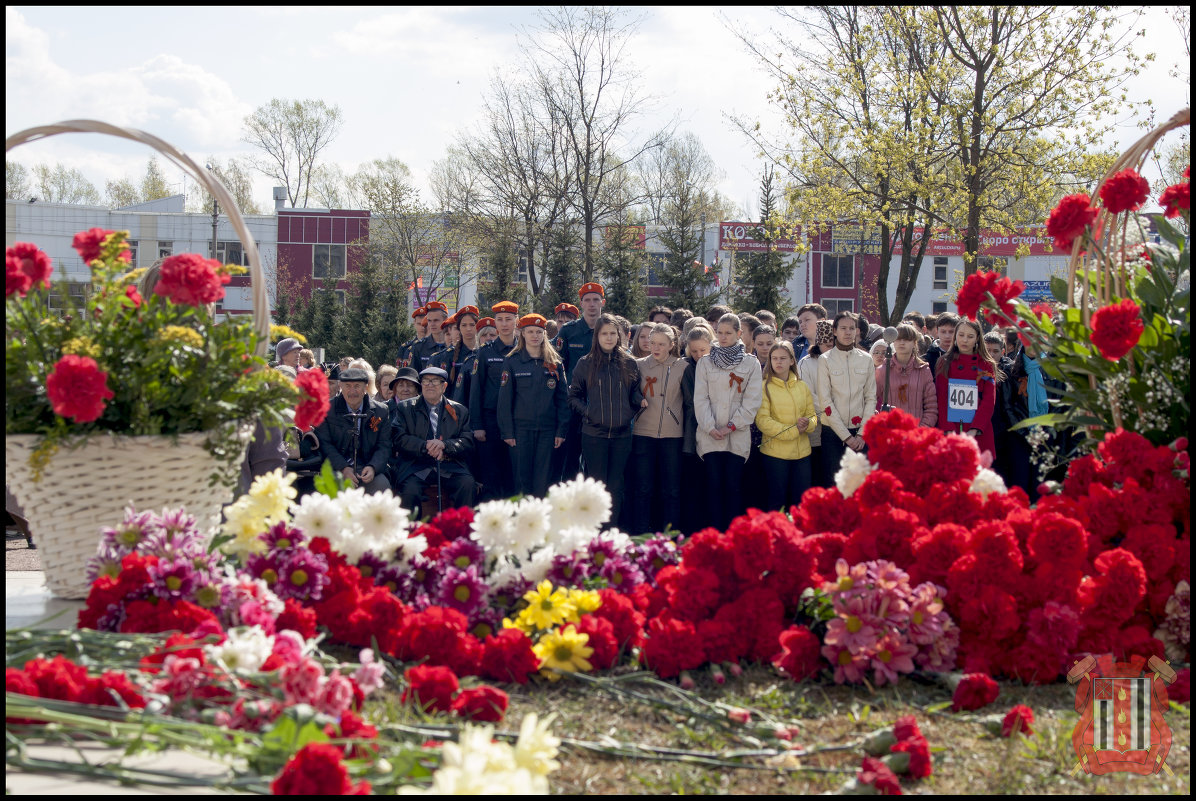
956, 270, 1025, 326
450, 685, 509, 722
1099, 169, 1150, 214
857, 755, 903, 795
1089, 298, 1144, 361
24, 655, 88, 702
593, 588, 645, 650
276, 597, 318, 640
773, 626, 822, 681
6, 243, 52, 295
84, 671, 147, 708
402, 664, 459, 713
1159, 177, 1190, 219
641, 615, 705, 679
72, 228, 119, 263
479, 628, 539, 685
154, 253, 230, 306
271, 742, 370, 795
293, 368, 330, 430
1046, 193, 1098, 252
951, 672, 999, 711
1001, 704, 1035, 737
46, 354, 114, 423
891, 734, 933, 779
571, 615, 619, 671
893, 715, 922, 743
124, 283, 143, 308
1169, 668, 1190, 704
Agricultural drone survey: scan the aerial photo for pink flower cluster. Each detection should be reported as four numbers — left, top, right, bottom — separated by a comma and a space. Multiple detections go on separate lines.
821, 559, 957, 687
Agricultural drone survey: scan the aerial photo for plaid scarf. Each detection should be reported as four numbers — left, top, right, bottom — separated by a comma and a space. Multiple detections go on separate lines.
709, 342, 746, 370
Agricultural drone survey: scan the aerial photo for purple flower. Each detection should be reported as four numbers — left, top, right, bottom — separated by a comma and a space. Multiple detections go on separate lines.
488, 574, 531, 611
188, 551, 223, 585
246, 552, 284, 588
435, 565, 489, 618
547, 551, 591, 588
261, 520, 306, 553
468, 606, 504, 640
584, 536, 623, 571
276, 549, 330, 602
408, 554, 442, 592
376, 564, 407, 595
440, 538, 485, 570
149, 556, 201, 601
146, 508, 200, 546
634, 535, 680, 582
95, 601, 125, 632
142, 528, 207, 561
193, 580, 224, 610
356, 551, 388, 580
100, 506, 156, 552
86, 543, 126, 584
599, 555, 644, 590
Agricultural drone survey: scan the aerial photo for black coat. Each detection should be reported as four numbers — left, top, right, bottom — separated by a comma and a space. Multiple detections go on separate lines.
314, 394, 392, 475
391, 396, 474, 485
568, 350, 644, 438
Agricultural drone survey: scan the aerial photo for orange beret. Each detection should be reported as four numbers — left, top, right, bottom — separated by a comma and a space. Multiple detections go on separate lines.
555, 302, 579, 317
476, 317, 496, 330
578, 282, 604, 299
424, 300, 448, 314
412, 306, 427, 319
457, 305, 480, 319
443, 312, 459, 327
491, 300, 520, 315
518, 313, 548, 329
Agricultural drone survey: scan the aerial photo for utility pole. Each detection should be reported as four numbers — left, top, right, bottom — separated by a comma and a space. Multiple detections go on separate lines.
211, 199, 219, 261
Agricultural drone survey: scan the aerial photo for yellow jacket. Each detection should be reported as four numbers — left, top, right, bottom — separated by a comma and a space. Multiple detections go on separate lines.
755, 374, 817, 460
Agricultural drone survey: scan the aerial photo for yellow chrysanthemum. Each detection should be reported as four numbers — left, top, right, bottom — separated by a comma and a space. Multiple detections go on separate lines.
61, 337, 101, 358
502, 616, 537, 635
221, 503, 268, 559
247, 469, 296, 521
533, 627, 592, 678
568, 588, 602, 616
120, 267, 147, 286
520, 581, 576, 630
220, 263, 249, 276
270, 324, 307, 345
157, 326, 204, 349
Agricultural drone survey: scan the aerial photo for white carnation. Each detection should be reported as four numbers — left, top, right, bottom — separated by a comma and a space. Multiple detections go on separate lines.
834, 448, 874, 498
969, 467, 1007, 498
290, 492, 340, 541
510, 497, 553, 555
552, 526, 598, 557
547, 475, 610, 531
205, 626, 273, 674
472, 499, 518, 556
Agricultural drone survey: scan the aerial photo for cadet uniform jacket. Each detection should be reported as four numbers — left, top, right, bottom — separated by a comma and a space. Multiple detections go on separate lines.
468, 336, 518, 425
554, 317, 597, 384
409, 336, 448, 372
497, 350, 570, 439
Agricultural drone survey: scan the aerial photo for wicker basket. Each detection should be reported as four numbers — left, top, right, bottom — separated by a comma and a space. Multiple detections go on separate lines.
5, 119, 272, 599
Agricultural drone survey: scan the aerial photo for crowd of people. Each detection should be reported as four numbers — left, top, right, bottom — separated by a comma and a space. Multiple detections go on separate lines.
275, 284, 1058, 533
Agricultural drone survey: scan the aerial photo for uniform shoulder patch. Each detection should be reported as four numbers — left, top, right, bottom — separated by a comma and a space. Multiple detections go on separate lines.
500, 370, 510, 386
471, 359, 479, 375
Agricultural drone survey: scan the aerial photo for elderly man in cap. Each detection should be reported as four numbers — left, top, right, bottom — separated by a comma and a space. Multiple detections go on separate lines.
274, 337, 303, 369
392, 366, 476, 514
314, 366, 393, 493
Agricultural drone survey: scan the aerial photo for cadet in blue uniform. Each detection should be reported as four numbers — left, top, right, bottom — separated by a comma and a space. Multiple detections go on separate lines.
498, 314, 570, 498
432, 305, 479, 393
552, 282, 607, 482
453, 315, 493, 405
428, 311, 461, 375
468, 301, 520, 500
409, 300, 449, 371
396, 306, 428, 368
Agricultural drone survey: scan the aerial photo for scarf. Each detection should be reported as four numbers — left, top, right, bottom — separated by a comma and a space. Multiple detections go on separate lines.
709, 342, 746, 370
1024, 356, 1047, 417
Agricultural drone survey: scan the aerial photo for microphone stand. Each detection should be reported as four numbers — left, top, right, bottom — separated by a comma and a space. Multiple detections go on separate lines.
880, 328, 898, 413
343, 411, 370, 484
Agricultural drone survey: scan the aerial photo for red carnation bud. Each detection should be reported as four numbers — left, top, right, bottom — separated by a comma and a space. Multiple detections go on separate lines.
1172, 437, 1188, 451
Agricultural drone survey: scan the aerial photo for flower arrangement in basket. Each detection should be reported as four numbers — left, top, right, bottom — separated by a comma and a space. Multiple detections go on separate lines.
955, 107, 1190, 454
5, 229, 298, 474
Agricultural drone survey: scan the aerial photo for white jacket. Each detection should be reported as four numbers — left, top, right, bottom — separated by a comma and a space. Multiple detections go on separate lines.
816, 346, 877, 443
797, 354, 822, 447
694, 353, 763, 460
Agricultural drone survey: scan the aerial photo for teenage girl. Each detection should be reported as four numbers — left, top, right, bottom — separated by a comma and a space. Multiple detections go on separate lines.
756, 341, 817, 511
935, 318, 1004, 459
798, 319, 834, 487
630, 324, 685, 534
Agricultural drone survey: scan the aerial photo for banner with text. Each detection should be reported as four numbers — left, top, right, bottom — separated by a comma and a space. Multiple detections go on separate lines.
890, 227, 1055, 257
718, 222, 802, 253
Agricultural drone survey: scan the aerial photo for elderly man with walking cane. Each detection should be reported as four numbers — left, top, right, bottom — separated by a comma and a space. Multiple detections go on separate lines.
391, 366, 476, 517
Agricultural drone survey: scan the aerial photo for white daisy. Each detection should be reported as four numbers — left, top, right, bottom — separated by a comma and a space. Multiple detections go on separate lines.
834, 448, 874, 498
520, 544, 557, 585
548, 475, 610, 531
552, 526, 598, 557
290, 492, 340, 541
472, 499, 518, 556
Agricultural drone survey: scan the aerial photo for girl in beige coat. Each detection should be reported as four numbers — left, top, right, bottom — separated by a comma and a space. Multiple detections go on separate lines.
816, 312, 876, 479
694, 313, 763, 529
631, 324, 685, 534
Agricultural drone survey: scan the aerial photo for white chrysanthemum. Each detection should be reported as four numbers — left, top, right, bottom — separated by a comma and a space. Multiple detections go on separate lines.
514, 713, 561, 778
290, 492, 340, 541
205, 626, 273, 674
520, 544, 557, 585
400, 724, 546, 795
486, 556, 523, 590
510, 497, 553, 554
547, 475, 610, 531
354, 490, 410, 559
834, 449, 874, 498
334, 486, 368, 527
588, 528, 632, 554
969, 467, 1007, 498
247, 469, 296, 522
398, 534, 428, 563
553, 526, 598, 557
472, 499, 518, 555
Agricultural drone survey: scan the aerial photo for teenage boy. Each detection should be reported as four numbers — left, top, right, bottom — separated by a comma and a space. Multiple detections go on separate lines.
396, 307, 427, 367
925, 312, 958, 376
794, 303, 827, 360
410, 301, 449, 371
553, 282, 606, 481
469, 301, 520, 499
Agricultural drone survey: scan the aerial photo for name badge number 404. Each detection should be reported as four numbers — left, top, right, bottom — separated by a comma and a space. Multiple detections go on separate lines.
946, 378, 978, 424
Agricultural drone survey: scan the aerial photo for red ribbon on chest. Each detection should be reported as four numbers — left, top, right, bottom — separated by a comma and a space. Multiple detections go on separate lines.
729, 374, 744, 393
644, 376, 658, 397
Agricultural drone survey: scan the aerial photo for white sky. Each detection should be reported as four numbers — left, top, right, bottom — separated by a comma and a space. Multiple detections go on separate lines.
6, 6, 1190, 220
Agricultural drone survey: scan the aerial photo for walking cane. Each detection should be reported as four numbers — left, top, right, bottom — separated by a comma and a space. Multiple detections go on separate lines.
436, 435, 444, 515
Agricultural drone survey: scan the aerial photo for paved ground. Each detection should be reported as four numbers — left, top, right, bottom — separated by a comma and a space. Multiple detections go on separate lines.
6, 527, 40, 571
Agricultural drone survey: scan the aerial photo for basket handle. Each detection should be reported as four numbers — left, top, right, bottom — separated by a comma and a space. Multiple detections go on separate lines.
5, 119, 270, 355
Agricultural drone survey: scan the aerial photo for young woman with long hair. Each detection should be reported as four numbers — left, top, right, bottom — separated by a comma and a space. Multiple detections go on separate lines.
694, 313, 763, 530
679, 324, 713, 533
875, 323, 937, 426
935, 318, 1004, 460
756, 340, 817, 511
568, 313, 645, 525
630, 323, 685, 534
816, 312, 877, 479
798, 319, 834, 487
497, 314, 569, 498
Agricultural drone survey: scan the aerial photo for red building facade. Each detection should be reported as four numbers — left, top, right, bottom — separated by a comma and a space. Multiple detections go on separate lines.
275, 208, 371, 304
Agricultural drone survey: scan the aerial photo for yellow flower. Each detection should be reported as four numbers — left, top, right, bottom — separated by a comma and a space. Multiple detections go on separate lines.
502, 616, 537, 635
120, 267, 147, 286
221, 501, 268, 559
61, 337, 101, 358
568, 588, 602, 616
220, 263, 249, 276
157, 326, 204, 349
247, 468, 296, 522
533, 626, 593, 679
270, 324, 306, 345
520, 581, 576, 630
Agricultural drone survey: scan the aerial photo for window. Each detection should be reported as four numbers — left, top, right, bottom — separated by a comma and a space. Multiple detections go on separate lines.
209, 240, 248, 266
976, 256, 1002, 275
647, 253, 667, 287
821, 298, 854, 315
126, 240, 139, 267
516, 252, 530, 284
158, 242, 173, 260
47, 281, 90, 313
312, 245, 347, 280
316, 289, 346, 307
932, 301, 948, 314
933, 257, 948, 289
821, 254, 854, 288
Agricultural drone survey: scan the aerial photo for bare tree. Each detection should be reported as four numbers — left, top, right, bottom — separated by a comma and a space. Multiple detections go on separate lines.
6, 160, 31, 200
105, 177, 141, 208
31, 163, 100, 205
187, 157, 263, 215
242, 98, 343, 209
